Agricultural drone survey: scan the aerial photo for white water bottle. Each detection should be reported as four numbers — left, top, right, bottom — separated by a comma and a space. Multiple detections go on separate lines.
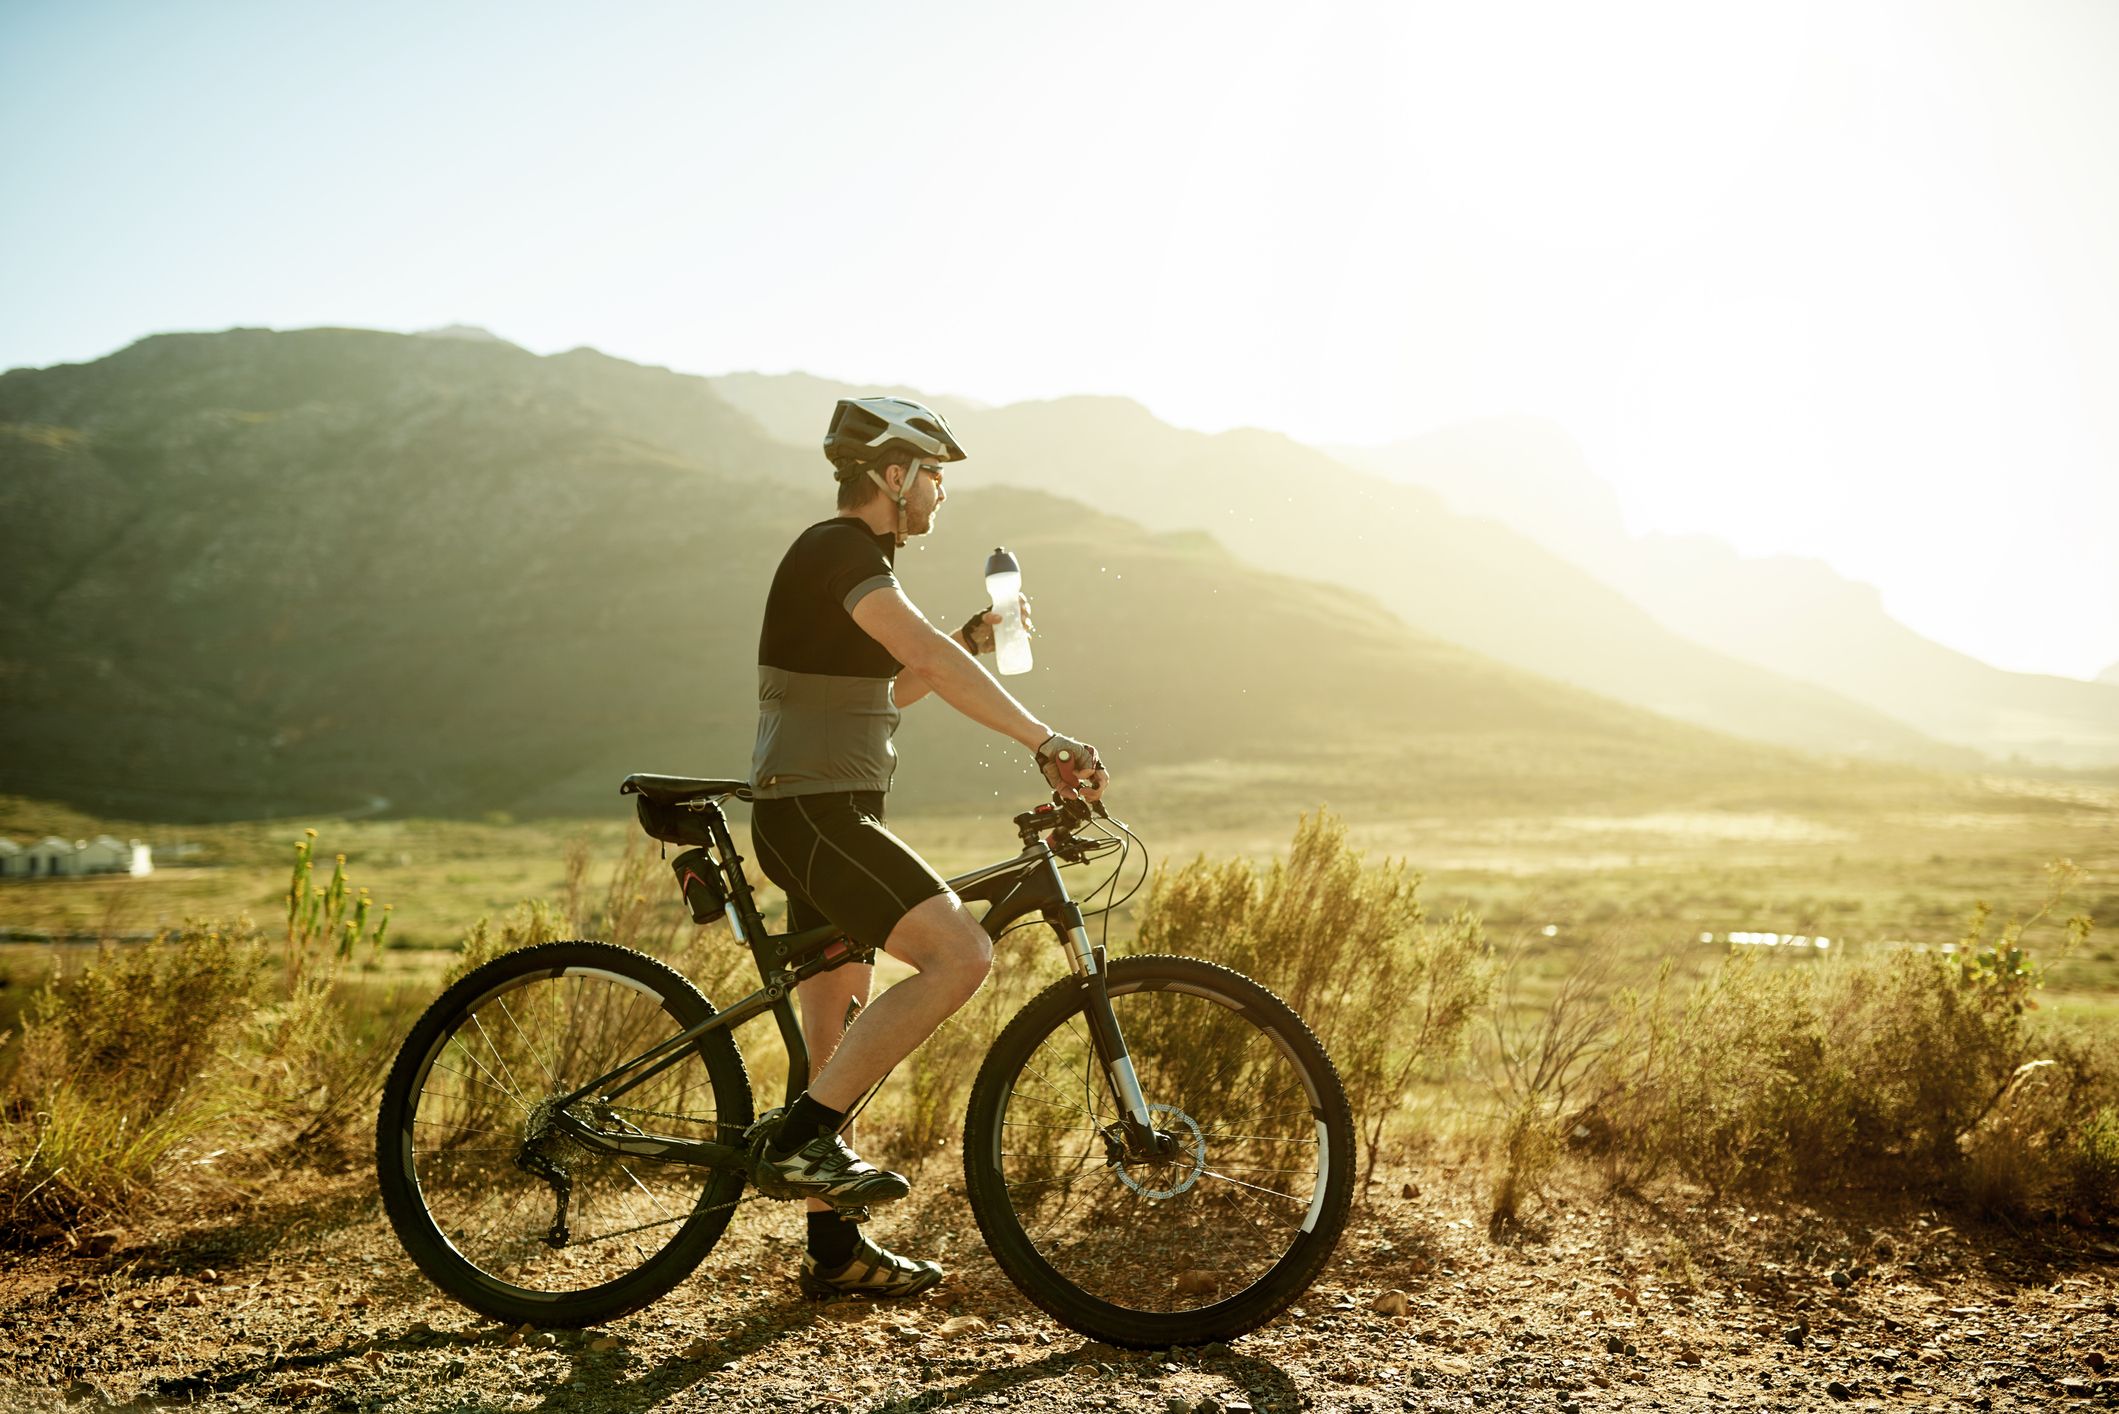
984, 547, 1033, 676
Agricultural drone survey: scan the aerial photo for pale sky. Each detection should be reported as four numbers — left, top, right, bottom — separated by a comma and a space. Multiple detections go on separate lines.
5, 1, 2116, 679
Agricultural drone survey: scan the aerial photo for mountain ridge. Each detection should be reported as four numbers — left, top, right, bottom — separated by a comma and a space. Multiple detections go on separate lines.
0, 328, 1837, 821
708, 371, 1975, 769
1339, 418, 2119, 767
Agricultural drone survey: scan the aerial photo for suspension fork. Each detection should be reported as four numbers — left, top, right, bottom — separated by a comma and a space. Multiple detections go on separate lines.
1042, 863, 1166, 1154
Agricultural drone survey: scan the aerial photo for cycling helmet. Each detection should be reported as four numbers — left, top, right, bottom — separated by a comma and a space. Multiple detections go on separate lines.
823, 397, 968, 475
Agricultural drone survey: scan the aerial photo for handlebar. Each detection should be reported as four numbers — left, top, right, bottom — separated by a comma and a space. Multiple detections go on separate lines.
1012, 793, 1122, 864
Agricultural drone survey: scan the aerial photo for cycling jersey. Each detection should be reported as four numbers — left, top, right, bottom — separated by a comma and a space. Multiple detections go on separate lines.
751, 517, 906, 799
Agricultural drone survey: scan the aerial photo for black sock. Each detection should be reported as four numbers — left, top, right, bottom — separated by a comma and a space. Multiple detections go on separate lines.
807, 1210, 861, 1267
772, 1092, 847, 1156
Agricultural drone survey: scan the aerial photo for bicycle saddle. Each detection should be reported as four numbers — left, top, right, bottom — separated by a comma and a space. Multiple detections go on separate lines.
620, 773, 753, 804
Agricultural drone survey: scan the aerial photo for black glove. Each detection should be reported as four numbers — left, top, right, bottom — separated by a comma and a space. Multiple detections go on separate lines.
959, 606, 993, 655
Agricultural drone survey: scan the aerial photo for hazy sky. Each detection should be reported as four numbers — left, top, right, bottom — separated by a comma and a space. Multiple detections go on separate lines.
5, 1, 2116, 679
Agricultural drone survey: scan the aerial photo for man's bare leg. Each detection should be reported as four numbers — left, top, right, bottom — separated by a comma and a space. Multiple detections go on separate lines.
804, 892, 992, 1112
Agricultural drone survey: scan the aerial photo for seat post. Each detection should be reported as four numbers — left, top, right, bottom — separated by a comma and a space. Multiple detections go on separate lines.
705, 808, 764, 942
704, 808, 813, 1106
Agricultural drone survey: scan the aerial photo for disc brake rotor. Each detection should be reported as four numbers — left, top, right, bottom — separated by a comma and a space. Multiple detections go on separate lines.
1113, 1103, 1205, 1200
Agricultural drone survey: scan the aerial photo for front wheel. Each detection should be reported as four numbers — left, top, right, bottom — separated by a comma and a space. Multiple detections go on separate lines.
375, 940, 753, 1328
963, 955, 1354, 1347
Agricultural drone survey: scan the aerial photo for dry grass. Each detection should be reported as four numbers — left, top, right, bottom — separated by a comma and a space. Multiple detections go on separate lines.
2, 922, 268, 1229
3, 819, 2111, 1254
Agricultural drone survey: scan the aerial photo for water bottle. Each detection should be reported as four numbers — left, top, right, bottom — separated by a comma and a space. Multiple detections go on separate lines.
984, 547, 1033, 676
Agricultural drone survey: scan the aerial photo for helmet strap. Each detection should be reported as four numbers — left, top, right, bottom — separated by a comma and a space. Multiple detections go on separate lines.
863, 464, 911, 546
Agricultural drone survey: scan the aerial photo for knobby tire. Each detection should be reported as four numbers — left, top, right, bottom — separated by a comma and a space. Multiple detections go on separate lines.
375, 941, 752, 1328
962, 955, 1354, 1347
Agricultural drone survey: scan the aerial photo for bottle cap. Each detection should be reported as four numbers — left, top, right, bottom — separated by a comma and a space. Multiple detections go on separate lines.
984, 547, 1020, 577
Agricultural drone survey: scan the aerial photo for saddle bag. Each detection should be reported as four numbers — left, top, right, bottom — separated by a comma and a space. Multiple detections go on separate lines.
634, 792, 724, 847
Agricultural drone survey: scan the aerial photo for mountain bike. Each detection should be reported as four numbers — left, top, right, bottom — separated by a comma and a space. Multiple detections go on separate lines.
375, 774, 1353, 1348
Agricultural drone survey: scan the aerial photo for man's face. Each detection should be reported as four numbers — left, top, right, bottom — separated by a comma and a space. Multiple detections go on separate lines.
901, 459, 946, 536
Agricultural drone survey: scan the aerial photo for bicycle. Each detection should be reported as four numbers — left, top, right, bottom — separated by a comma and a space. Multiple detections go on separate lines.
375, 773, 1354, 1348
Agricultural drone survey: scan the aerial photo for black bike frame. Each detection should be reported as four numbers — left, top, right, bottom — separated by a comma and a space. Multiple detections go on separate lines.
545, 796, 1158, 1169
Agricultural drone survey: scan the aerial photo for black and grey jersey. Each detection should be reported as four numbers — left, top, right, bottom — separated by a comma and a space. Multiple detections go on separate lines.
750, 517, 907, 799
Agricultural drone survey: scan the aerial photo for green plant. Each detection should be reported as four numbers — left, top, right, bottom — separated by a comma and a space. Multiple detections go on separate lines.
285, 829, 392, 980
1952, 860, 2092, 1002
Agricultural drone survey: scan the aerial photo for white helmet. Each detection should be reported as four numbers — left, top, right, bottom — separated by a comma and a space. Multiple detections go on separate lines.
822, 396, 968, 476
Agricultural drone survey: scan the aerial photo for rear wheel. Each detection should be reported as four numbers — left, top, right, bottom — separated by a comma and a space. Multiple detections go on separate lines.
963, 955, 1353, 1347
375, 941, 752, 1327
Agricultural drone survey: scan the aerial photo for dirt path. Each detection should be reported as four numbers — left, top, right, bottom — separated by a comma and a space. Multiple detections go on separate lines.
3, 1165, 2115, 1412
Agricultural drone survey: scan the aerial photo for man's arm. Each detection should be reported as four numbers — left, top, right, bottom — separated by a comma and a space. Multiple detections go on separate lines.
892, 622, 978, 708
853, 589, 1047, 748
892, 598, 1029, 708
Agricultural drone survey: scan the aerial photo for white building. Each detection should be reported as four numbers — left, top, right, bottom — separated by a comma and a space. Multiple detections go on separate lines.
20, 837, 78, 878
0, 836, 153, 879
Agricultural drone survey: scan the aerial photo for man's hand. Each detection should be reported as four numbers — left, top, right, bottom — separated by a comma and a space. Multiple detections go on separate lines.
1035, 732, 1109, 802
960, 594, 1033, 655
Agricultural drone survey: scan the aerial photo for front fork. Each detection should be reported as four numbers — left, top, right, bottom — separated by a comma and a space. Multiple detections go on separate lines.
1050, 897, 1179, 1161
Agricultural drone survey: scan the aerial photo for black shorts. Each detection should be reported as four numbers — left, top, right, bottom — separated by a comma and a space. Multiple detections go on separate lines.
750, 791, 951, 953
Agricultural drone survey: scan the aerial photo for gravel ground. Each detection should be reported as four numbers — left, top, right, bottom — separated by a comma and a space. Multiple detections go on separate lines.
3, 1163, 2116, 1413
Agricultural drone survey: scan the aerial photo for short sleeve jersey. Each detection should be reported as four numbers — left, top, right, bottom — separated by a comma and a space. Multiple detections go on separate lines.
749, 518, 906, 798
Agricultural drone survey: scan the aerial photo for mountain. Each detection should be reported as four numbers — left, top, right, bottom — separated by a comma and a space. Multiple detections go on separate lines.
0, 328, 1818, 821
2099, 662, 2119, 688
416, 324, 515, 345
1340, 419, 2119, 768
708, 379, 1969, 769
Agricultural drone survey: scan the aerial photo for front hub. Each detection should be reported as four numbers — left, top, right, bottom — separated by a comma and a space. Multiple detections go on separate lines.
1104, 1103, 1205, 1200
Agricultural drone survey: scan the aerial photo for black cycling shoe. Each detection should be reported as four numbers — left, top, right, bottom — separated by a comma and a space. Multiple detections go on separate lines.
799, 1233, 944, 1300
743, 1110, 911, 1209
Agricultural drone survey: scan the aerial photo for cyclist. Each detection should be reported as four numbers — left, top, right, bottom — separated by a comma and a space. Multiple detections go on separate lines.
746, 395, 1109, 1300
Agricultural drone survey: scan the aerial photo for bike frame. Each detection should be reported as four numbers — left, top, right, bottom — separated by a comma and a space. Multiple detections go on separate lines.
543, 795, 1161, 1169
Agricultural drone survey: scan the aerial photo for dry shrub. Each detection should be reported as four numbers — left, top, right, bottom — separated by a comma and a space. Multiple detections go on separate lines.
445, 900, 572, 987
1, 833, 417, 1236
1958, 1060, 2071, 1219
1577, 863, 2108, 1212
1478, 939, 1640, 1216
2, 924, 270, 1229
1488, 1099, 1561, 1230
1134, 810, 1494, 1186
2068, 1107, 2119, 1214
1590, 948, 2025, 1195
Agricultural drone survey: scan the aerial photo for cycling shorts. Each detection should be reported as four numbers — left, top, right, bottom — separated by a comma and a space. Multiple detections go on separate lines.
749, 791, 951, 953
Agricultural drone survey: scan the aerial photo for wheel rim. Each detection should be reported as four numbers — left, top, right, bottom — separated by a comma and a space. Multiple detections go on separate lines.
396, 964, 734, 1299
990, 977, 1334, 1316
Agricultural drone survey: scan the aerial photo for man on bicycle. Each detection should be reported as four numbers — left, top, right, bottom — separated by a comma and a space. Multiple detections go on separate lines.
746, 395, 1109, 1299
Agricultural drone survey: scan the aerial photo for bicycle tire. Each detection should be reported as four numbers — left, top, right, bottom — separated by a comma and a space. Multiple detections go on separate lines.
375, 940, 752, 1328
963, 955, 1353, 1347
